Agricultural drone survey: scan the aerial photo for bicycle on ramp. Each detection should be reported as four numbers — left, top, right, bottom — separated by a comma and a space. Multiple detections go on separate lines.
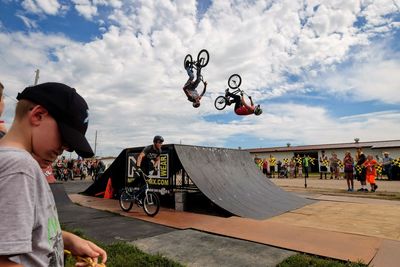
119, 169, 160, 217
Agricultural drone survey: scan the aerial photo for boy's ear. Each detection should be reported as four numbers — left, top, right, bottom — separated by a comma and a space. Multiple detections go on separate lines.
29, 105, 49, 126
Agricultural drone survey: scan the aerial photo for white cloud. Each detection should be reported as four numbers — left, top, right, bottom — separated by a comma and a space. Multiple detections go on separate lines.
16, 14, 38, 29
21, 0, 61, 15
1, 0, 400, 156
314, 42, 400, 104
72, 0, 98, 20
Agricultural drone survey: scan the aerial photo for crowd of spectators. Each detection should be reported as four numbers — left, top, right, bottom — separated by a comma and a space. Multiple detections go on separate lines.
255, 151, 399, 183
256, 154, 315, 179
52, 156, 105, 181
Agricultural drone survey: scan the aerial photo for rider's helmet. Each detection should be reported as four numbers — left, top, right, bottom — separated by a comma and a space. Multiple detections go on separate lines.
193, 102, 200, 108
254, 105, 262, 116
153, 135, 164, 143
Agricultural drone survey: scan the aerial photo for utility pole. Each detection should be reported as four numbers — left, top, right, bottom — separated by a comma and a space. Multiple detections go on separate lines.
34, 69, 40, 85
94, 130, 97, 157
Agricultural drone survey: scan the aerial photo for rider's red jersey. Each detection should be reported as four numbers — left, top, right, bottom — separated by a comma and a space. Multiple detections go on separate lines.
235, 105, 253, 116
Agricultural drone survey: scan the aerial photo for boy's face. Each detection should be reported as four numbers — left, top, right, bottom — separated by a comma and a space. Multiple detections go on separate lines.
31, 107, 66, 168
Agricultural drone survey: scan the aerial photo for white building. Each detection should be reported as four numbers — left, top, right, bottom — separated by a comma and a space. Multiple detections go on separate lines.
247, 140, 400, 173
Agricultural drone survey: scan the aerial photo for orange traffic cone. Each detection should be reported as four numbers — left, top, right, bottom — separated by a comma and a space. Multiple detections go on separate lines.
104, 178, 114, 199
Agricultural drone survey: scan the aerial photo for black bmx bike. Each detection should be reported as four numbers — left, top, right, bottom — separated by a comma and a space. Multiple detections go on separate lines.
119, 170, 160, 217
184, 49, 210, 70
214, 74, 243, 110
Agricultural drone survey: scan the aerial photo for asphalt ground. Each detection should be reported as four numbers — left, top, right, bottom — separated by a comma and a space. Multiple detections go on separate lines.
59, 179, 296, 267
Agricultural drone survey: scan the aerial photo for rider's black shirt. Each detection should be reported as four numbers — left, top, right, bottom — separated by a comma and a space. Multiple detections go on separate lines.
139, 145, 161, 174
142, 145, 161, 160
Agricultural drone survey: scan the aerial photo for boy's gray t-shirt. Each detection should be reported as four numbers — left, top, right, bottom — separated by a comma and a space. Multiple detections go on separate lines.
0, 147, 64, 266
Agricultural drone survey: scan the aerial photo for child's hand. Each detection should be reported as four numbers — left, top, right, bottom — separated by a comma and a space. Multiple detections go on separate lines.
63, 232, 107, 266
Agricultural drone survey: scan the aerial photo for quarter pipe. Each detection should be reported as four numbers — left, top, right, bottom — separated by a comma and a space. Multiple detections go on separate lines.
84, 144, 314, 220
174, 145, 313, 219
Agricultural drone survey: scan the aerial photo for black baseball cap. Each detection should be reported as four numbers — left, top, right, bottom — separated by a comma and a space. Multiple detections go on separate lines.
17, 82, 94, 158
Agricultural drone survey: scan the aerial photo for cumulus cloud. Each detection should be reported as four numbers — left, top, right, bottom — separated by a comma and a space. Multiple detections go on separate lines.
313, 42, 400, 104
72, 0, 98, 20
21, 0, 61, 15
1, 0, 400, 156
16, 14, 38, 29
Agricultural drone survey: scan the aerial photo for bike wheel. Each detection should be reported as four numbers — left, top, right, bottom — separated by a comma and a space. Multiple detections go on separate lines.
119, 189, 133, 212
228, 74, 241, 89
143, 192, 160, 217
197, 49, 209, 67
184, 54, 193, 69
214, 96, 227, 110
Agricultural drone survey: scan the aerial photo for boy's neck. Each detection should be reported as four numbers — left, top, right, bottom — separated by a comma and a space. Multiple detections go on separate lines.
0, 121, 32, 152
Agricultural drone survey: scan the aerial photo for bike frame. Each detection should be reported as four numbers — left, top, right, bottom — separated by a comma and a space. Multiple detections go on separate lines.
123, 172, 151, 202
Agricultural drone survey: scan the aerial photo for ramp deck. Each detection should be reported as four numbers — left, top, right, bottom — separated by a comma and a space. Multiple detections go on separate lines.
174, 145, 313, 219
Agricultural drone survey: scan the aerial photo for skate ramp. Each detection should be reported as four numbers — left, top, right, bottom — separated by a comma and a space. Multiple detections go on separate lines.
174, 145, 314, 220
50, 182, 73, 207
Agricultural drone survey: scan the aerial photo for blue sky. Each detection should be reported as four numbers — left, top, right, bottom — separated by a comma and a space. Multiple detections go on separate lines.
0, 0, 399, 156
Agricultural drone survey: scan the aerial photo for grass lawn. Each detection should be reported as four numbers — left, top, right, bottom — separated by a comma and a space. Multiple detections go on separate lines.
63, 228, 183, 267
63, 227, 368, 267
277, 254, 368, 267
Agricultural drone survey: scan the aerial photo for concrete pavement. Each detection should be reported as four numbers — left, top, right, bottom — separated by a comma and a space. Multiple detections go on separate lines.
60, 179, 400, 267
59, 180, 296, 267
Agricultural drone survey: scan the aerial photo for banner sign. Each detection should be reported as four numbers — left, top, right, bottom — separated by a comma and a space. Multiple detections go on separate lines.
126, 152, 169, 186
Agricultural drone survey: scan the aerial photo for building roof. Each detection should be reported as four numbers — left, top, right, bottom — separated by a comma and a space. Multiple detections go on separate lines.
246, 140, 400, 153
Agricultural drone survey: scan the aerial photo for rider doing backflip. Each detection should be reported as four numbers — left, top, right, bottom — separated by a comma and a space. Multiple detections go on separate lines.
225, 89, 262, 116
183, 61, 207, 108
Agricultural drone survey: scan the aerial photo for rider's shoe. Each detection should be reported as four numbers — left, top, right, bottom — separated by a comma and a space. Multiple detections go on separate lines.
225, 88, 229, 97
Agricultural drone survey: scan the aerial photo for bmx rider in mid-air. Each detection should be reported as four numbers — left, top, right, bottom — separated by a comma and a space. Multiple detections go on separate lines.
225, 90, 262, 116
183, 61, 207, 108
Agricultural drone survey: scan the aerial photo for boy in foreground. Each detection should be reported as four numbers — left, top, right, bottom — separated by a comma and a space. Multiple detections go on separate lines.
0, 81, 7, 137
0, 82, 107, 266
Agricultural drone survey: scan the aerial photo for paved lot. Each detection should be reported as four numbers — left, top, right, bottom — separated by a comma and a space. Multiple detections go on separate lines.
60, 180, 296, 267
271, 177, 400, 193
60, 178, 400, 267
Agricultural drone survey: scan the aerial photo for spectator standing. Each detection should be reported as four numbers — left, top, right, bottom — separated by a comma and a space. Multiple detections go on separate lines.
343, 151, 354, 191
289, 157, 295, 178
268, 155, 276, 178
303, 155, 310, 178
382, 152, 393, 180
330, 153, 339, 179
67, 159, 74, 180
356, 153, 368, 191
262, 158, 269, 178
364, 155, 378, 192
295, 154, 302, 178
375, 155, 383, 179
319, 150, 328, 179
277, 160, 282, 175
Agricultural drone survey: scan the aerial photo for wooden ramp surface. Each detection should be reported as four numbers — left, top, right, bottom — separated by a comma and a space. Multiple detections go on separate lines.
174, 145, 313, 219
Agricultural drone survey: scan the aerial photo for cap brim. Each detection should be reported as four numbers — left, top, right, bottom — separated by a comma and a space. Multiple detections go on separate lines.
58, 122, 94, 158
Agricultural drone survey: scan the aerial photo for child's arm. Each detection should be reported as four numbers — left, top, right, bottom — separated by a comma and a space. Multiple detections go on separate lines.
62, 231, 107, 265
